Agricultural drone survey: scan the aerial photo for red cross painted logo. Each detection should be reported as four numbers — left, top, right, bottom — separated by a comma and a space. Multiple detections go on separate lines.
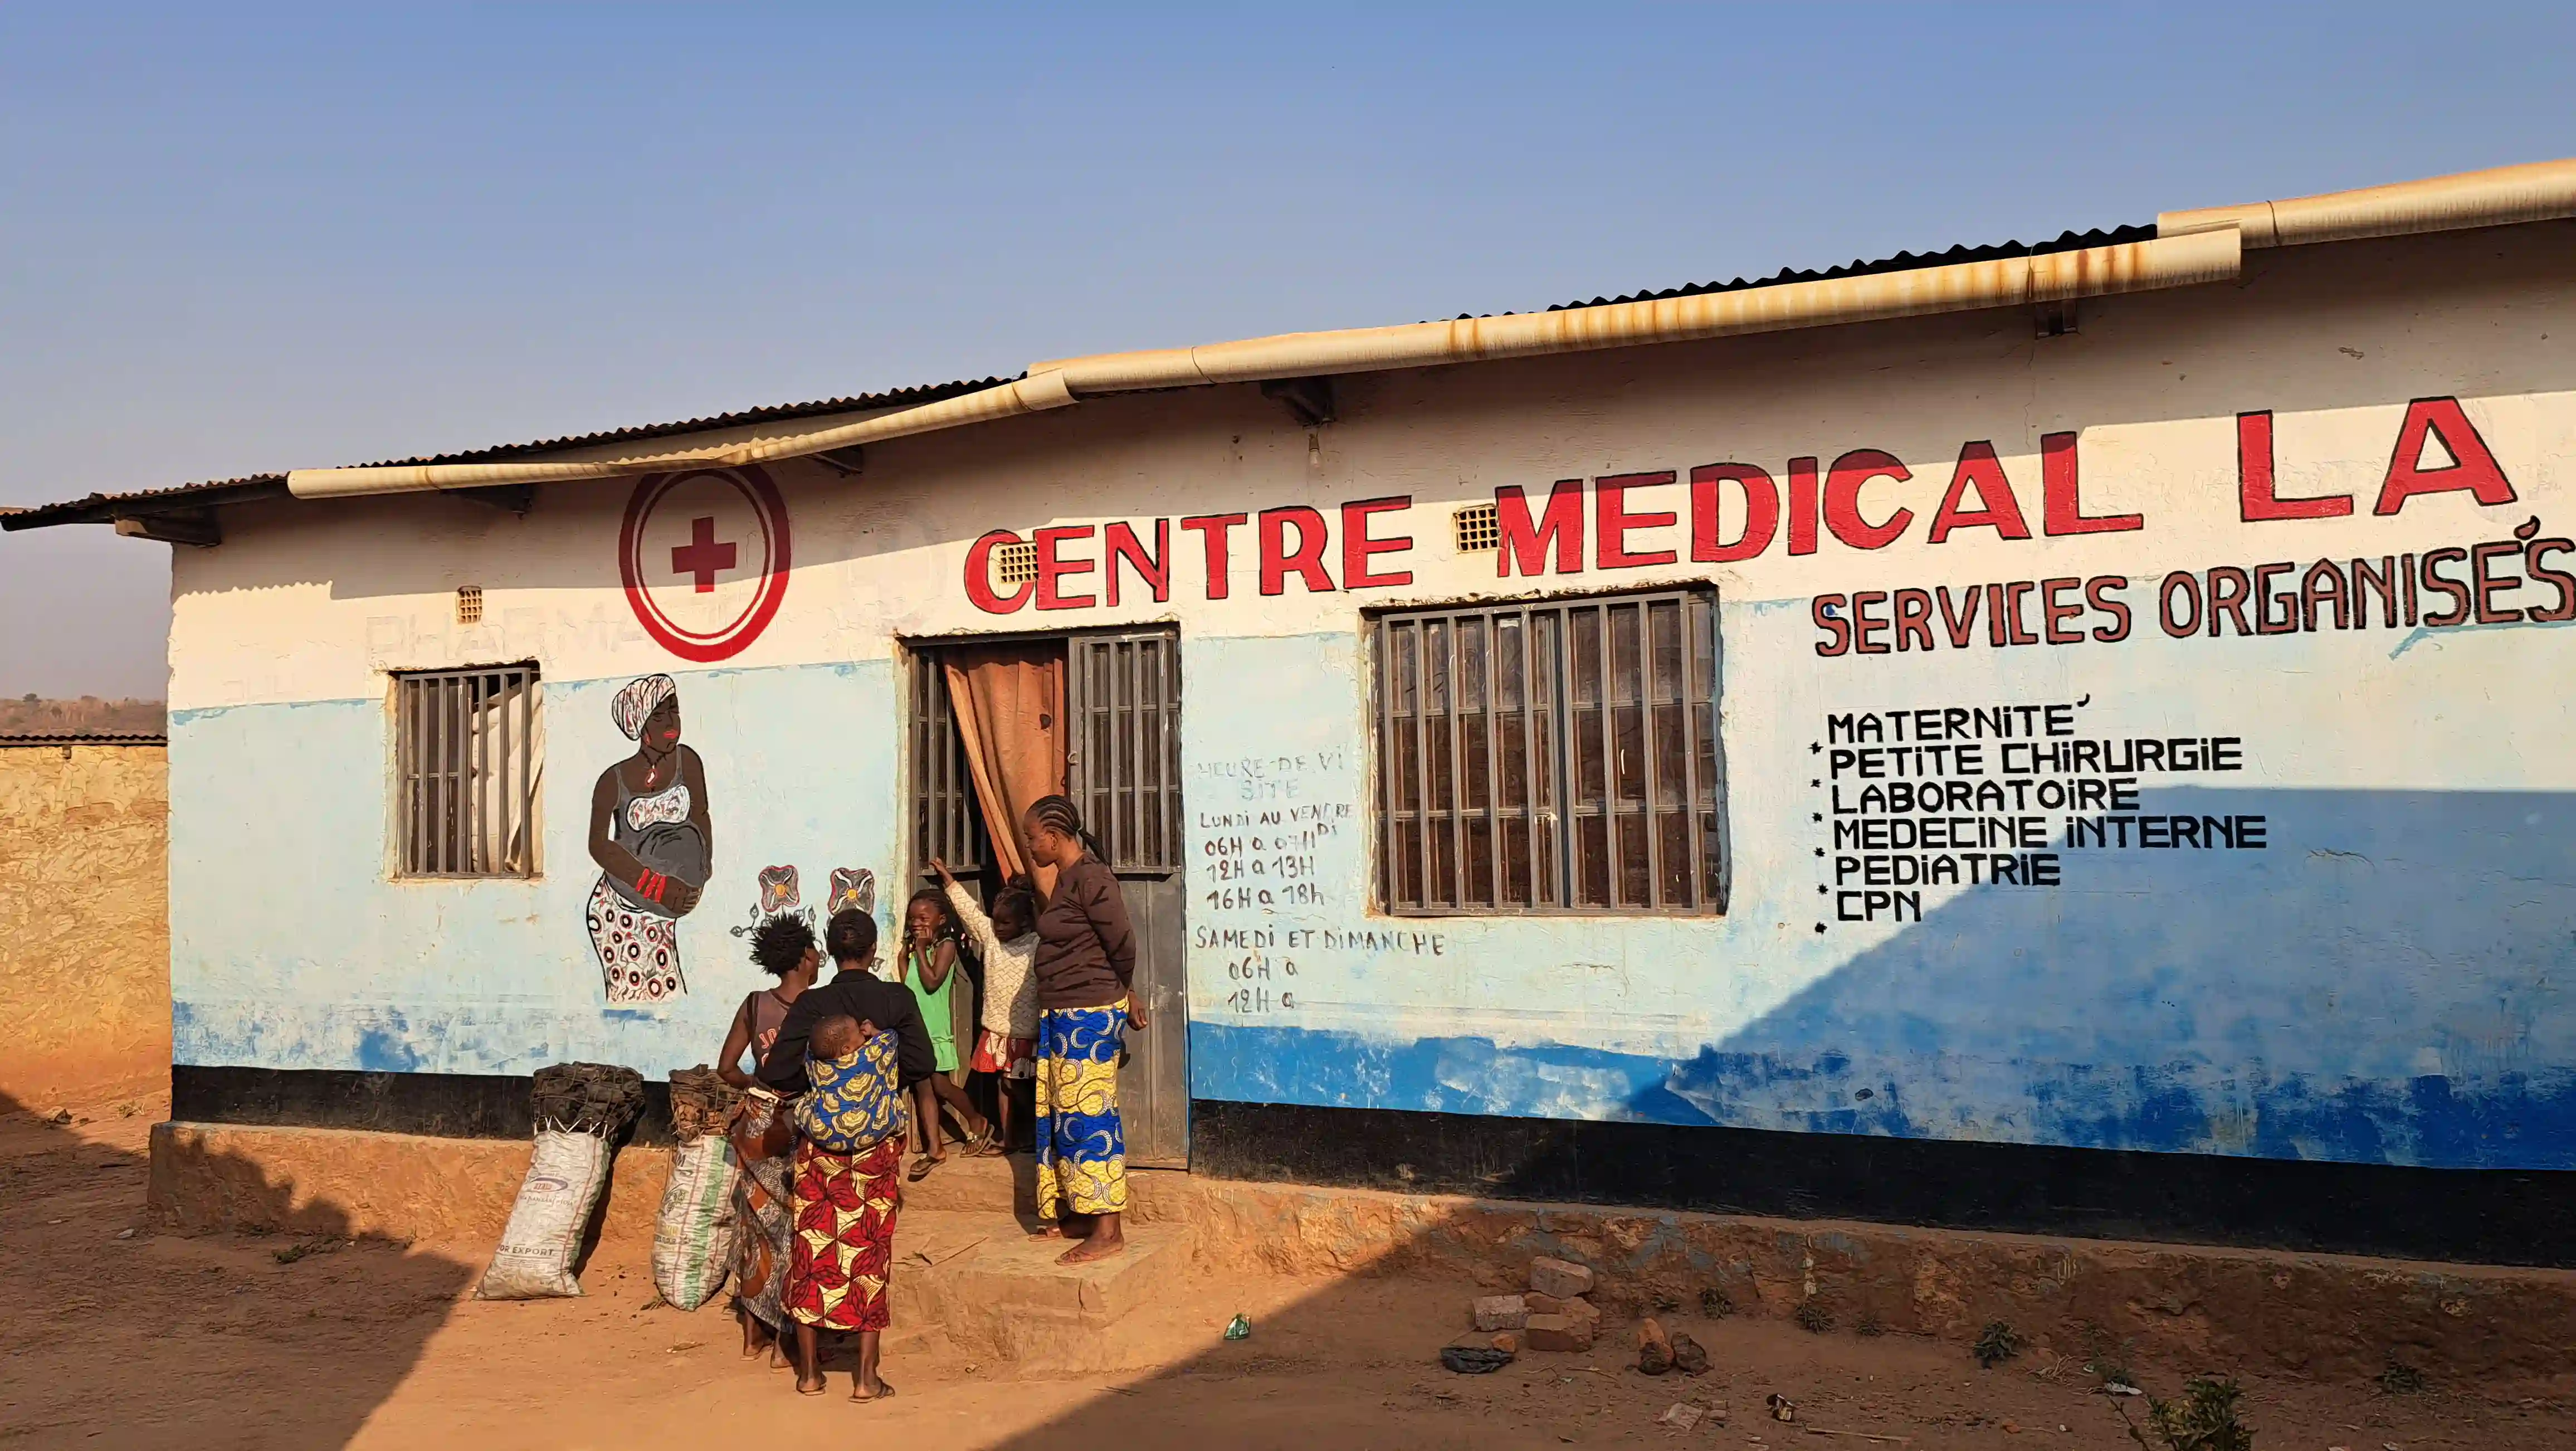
618, 465, 792, 662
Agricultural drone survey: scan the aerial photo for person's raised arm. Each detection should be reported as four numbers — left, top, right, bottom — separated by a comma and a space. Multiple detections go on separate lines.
934, 859, 1000, 957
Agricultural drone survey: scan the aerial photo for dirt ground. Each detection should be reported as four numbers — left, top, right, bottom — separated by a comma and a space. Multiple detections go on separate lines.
8, 1076, 2576, 1451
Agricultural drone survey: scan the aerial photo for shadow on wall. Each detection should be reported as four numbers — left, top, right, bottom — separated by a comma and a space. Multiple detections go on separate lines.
985, 781, 2576, 1451
0, 1084, 472, 1450
1202, 787, 2576, 1177
1671, 787, 2576, 1171
1191, 784, 2576, 1263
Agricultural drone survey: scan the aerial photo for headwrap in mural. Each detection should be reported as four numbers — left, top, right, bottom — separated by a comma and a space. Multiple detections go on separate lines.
611, 673, 679, 741
586, 674, 712, 1003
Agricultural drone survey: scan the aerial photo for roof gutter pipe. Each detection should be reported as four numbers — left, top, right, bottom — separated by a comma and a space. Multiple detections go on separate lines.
2157, 157, 2576, 249
289, 230, 2238, 499
227, 155, 2576, 503
285, 370, 1081, 498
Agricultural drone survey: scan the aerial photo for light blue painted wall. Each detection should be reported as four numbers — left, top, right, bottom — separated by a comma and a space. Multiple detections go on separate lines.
1177, 606, 2576, 1171
169, 602, 2576, 1170
171, 660, 901, 1078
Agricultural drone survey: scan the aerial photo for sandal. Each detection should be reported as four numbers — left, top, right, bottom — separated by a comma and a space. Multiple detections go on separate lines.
907, 1155, 941, 1182
963, 1123, 1002, 1157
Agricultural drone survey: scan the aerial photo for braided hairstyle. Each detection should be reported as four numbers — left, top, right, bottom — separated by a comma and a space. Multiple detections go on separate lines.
1024, 793, 1105, 864
993, 878, 1040, 933
903, 886, 954, 948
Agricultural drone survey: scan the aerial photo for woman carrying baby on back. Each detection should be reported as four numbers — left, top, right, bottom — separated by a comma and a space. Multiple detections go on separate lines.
780, 1002, 910, 1402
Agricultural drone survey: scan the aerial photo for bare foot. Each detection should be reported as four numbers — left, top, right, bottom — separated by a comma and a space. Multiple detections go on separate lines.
1057, 1230, 1128, 1265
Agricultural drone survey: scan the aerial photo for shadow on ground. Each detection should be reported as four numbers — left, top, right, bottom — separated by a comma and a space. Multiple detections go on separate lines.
0, 1080, 475, 1450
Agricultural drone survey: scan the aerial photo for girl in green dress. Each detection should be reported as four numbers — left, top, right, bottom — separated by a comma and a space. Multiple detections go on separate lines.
897, 888, 993, 1179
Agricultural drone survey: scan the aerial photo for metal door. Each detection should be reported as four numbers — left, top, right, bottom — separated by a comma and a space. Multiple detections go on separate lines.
1065, 629, 1188, 1167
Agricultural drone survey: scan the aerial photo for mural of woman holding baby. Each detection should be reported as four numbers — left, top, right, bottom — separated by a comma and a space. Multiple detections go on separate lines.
586, 673, 712, 1002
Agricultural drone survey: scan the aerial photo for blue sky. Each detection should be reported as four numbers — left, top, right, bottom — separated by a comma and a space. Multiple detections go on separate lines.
4, 4, 2570, 697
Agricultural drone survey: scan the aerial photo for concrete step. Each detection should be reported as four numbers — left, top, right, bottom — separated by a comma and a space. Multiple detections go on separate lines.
894, 1149, 1026, 1215
890, 1208, 1187, 1370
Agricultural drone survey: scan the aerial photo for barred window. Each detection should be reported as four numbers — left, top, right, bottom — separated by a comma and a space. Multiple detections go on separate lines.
1373, 589, 1724, 915
394, 665, 541, 878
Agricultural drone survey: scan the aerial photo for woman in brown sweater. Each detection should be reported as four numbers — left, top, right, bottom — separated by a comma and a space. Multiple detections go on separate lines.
1021, 794, 1146, 1264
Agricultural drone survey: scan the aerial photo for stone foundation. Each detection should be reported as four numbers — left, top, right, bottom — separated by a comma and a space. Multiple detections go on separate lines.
150, 1118, 2576, 1383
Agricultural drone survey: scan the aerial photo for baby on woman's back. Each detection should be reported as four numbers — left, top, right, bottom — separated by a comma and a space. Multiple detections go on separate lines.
792, 1014, 909, 1155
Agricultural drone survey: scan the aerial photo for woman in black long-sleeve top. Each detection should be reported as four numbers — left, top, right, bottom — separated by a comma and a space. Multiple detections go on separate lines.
1021, 794, 1146, 1264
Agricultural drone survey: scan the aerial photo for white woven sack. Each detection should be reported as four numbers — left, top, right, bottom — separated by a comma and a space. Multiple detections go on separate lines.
650, 1133, 742, 1311
476, 1128, 612, 1299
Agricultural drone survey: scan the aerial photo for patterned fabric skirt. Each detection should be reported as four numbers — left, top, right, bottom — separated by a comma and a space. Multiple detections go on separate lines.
587, 875, 683, 1003
784, 1136, 903, 1331
731, 1138, 793, 1331
1033, 1004, 1128, 1222
970, 1028, 1037, 1080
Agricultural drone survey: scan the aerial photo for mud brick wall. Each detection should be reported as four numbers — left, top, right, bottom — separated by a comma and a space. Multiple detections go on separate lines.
0, 742, 168, 1103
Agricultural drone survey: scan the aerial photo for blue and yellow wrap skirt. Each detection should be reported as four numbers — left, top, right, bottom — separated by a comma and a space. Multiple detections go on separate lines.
1033, 1003, 1128, 1219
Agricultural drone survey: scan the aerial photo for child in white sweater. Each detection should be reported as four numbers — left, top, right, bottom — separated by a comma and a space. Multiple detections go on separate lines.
931, 858, 1042, 1152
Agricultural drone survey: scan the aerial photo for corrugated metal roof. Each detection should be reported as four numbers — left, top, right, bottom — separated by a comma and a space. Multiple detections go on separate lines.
6, 226, 2155, 529
4, 474, 295, 529
1531, 226, 2156, 314
341, 374, 1019, 471
3, 374, 1018, 529
0, 732, 168, 747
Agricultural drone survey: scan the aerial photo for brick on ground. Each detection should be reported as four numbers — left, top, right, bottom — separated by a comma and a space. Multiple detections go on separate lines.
1524, 1313, 1597, 1353
1525, 1291, 1597, 1321
1529, 1257, 1596, 1300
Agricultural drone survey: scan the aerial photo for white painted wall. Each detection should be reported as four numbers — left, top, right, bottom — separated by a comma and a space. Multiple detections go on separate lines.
168, 222, 2576, 1167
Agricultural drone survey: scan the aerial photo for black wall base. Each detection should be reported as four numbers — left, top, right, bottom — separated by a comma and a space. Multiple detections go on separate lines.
1190, 1099, 2576, 1269
169, 1067, 2574, 1266
173, 1065, 676, 1147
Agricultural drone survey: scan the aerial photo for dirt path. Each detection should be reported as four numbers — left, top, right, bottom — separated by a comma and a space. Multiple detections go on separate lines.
6, 1077, 2574, 1450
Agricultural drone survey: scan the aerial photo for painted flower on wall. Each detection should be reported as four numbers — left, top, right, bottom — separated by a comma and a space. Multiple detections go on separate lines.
829, 867, 876, 917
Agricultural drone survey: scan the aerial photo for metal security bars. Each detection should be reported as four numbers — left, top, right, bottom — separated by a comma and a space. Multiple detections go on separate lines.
394, 665, 540, 878
1069, 630, 1182, 872
1374, 588, 1724, 915
911, 651, 988, 876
